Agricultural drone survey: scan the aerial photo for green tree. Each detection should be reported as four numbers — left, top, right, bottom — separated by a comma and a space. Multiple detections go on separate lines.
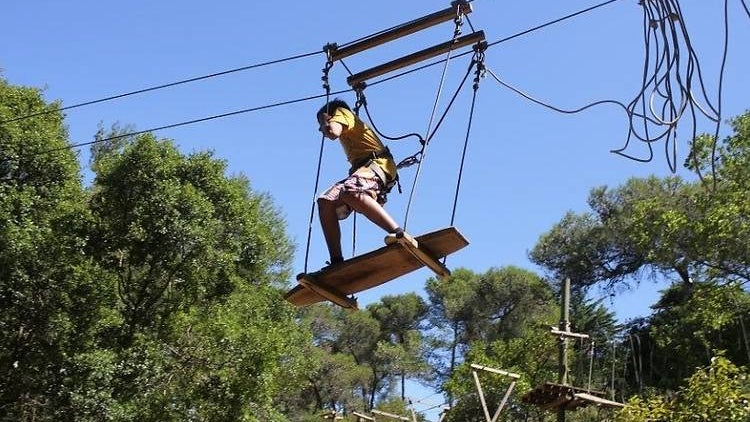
530, 111, 750, 291
426, 267, 556, 390
0, 78, 113, 420
280, 305, 370, 419
81, 132, 305, 420
615, 354, 750, 421
618, 282, 750, 393
368, 293, 429, 400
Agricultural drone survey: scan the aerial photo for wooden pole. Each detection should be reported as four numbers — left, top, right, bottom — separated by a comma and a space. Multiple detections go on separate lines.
329, 1, 472, 62
470, 364, 521, 422
346, 31, 485, 87
557, 277, 571, 422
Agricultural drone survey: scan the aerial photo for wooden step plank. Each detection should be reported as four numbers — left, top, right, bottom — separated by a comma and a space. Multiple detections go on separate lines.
286, 227, 468, 307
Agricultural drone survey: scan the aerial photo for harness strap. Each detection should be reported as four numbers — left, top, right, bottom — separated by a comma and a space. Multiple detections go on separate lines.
349, 147, 400, 194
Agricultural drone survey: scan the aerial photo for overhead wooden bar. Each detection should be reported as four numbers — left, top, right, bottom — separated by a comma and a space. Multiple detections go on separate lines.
470, 363, 521, 379
329, 1, 472, 62
550, 328, 590, 339
347, 30, 485, 87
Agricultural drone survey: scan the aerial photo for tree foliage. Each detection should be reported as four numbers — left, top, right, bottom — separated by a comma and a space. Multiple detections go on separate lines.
0, 77, 307, 421
531, 113, 750, 290
0, 77, 110, 419
615, 355, 750, 422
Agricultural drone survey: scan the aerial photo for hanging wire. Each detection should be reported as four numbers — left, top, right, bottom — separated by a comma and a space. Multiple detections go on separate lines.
0, 50, 322, 125
8, 0, 624, 164
402, 13, 465, 230
4, 88, 353, 164
480, 0, 731, 181
610, 0, 727, 179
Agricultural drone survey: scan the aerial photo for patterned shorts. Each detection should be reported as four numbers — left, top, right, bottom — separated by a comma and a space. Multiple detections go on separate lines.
319, 167, 386, 220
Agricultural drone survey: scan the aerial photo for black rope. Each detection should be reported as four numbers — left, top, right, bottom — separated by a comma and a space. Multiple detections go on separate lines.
480, 0, 730, 182
303, 56, 335, 273
449, 50, 484, 229
0, 50, 322, 125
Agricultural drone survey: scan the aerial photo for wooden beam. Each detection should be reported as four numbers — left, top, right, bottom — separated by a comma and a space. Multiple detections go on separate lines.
352, 411, 375, 421
573, 393, 625, 408
385, 231, 451, 278
347, 31, 485, 87
550, 328, 590, 339
372, 409, 410, 421
472, 370, 492, 422
329, 1, 472, 62
470, 364, 521, 379
297, 274, 358, 310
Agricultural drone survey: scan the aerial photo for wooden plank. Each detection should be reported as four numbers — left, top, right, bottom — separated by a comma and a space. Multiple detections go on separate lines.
285, 227, 468, 307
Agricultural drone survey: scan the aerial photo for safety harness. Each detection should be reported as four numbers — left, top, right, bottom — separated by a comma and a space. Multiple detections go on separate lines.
349, 146, 401, 197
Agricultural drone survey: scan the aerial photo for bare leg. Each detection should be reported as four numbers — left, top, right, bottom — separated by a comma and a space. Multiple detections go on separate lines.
339, 191, 400, 233
317, 197, 343, 261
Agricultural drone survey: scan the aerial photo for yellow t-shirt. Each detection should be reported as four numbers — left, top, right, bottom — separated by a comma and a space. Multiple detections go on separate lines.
329, 107, 397, 182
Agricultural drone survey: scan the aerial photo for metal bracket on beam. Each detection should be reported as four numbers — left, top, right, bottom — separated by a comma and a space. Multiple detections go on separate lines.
347, 30, 485, 87
328, 1, 472, 62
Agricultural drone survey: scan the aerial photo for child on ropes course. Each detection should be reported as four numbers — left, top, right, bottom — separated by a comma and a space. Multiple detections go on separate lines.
315, 98, 403, 268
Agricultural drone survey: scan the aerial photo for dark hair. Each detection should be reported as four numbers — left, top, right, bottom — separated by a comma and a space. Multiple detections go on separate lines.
317, 98, 351, 118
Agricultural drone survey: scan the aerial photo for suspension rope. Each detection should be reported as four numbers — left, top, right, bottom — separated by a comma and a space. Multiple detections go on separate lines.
449, 47, 484, 229
303, 54, 334, 273
402, 14, 464, 230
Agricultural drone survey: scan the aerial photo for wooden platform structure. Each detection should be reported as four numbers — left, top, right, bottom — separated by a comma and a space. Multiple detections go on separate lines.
285, 227, 468, 309
521, 382, 624, 411
470, 364, 521, 422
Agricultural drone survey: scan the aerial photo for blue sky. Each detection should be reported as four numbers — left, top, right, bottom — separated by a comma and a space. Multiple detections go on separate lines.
4, 0, 749, 418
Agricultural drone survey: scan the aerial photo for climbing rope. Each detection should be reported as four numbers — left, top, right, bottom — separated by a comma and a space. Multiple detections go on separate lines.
449, 45, 485, 229
303, 49, 335, 273
402, 11, 465, 230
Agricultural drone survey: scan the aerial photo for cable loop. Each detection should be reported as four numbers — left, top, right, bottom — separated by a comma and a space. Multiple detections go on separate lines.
354, 84, 367, 115
321, 44, 336, 95
472, 46, 487, 90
